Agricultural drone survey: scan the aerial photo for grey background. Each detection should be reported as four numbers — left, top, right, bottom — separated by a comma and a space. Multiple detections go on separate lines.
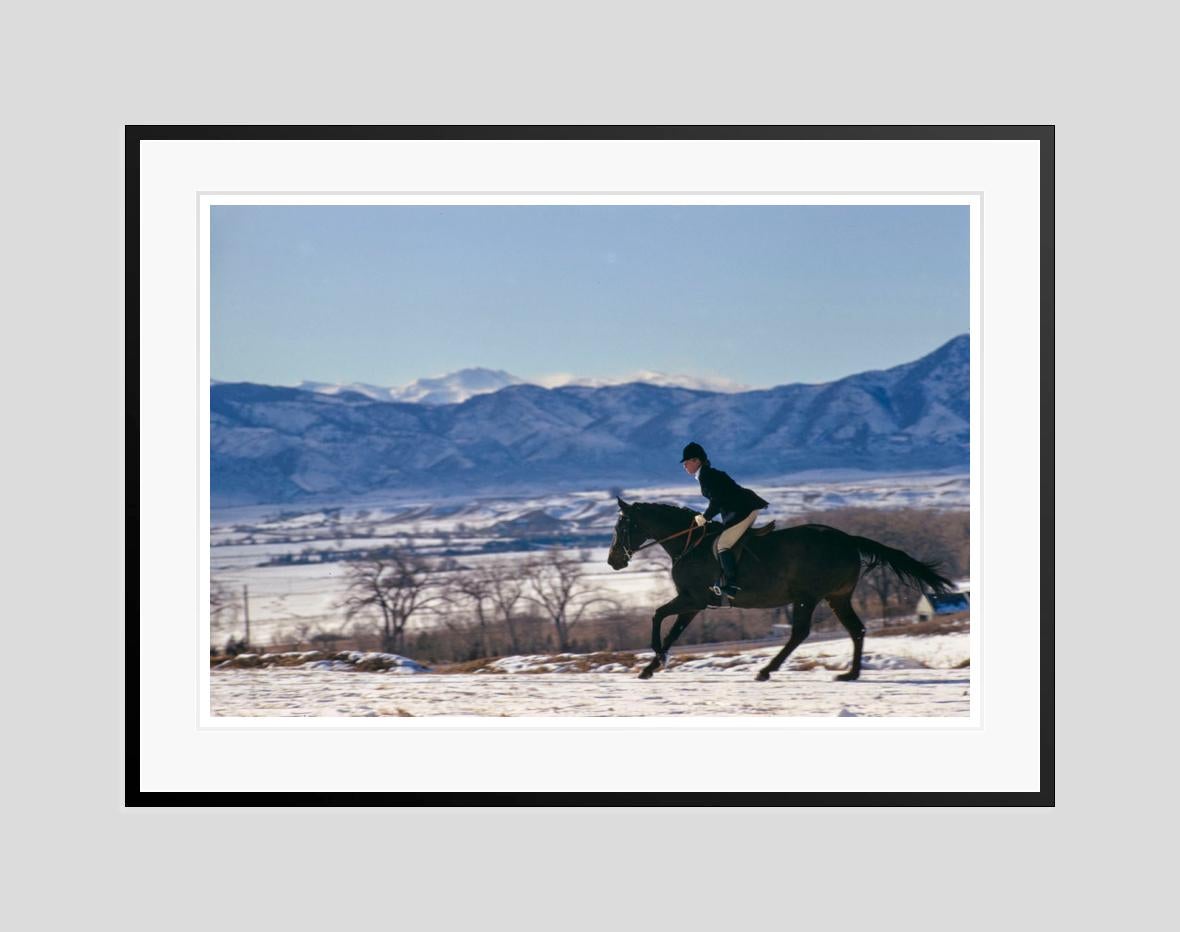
8, 0, 1161, 928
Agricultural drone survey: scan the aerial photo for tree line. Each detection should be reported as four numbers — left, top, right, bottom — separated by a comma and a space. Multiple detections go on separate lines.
211, 506, 968, 662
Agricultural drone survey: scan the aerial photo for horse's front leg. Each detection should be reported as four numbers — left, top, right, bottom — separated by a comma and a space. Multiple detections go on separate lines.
638, 597, 702, 679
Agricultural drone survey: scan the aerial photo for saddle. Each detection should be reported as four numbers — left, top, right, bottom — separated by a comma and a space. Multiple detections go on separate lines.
709, 520, 776, 563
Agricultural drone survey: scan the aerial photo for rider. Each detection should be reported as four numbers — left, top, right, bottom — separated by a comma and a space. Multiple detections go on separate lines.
680, 442, 769, 598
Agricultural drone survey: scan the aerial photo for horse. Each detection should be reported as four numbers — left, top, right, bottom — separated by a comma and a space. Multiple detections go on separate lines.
607, 498, 954, 681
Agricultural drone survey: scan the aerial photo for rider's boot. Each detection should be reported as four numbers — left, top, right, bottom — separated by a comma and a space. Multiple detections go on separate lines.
715, 549, 741, 598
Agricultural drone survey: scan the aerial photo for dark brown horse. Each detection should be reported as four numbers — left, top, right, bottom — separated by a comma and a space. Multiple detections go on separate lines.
607, 498, 954, 681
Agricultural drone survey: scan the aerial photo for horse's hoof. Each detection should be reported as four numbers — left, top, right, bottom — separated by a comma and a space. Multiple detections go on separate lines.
638, 667, 654, 680
834, 671, 860, 682
755, 670, 770, 682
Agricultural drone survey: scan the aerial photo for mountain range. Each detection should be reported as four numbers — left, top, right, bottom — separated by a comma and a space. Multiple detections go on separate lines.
211, 334, 969, 505
294, 368, 525, 405
288, 367, 749, 404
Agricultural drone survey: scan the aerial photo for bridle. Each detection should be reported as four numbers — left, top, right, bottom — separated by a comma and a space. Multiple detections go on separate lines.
615, 511, 705, 566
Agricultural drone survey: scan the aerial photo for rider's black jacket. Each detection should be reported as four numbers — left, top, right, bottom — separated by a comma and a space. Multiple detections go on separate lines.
698, 464, 769, 528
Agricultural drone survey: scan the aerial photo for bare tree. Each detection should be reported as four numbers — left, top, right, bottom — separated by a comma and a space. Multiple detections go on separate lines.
338, 547, 445, 654
861, 565, 898, 625
480, 559, 530, 654
436, 557, 541, 657
522, 548, 615, 652
292, 621, 314, 650
309, 624, 349, 650
443, 570, 495, 658
209, 579, 239, 646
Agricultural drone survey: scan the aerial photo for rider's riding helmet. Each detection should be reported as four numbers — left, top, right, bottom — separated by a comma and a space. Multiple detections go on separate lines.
680, 442, 708, 463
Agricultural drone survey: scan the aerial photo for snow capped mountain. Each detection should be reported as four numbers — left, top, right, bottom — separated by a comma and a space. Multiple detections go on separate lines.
286, 368, 745, 403
536, 370, 750, 393
211, 335, 970, 504
295, 369, 523, 405
390, 367, 524, 404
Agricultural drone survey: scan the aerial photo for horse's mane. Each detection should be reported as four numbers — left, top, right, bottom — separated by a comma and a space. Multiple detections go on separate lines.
632, 501, 696, 519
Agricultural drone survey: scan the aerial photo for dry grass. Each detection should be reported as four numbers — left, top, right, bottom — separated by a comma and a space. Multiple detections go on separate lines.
351, 654, 406, 672
431, 658, 501, 674
563, 650, 639, 672
872, 614, 969, 637
434, 650, 640, 674
265, 652, 327, 667
210, 650, 325, 668
212, 650, 426, 672
213, 653, 262, 668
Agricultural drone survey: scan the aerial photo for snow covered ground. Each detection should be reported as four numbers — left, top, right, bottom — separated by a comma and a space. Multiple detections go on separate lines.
209, 631, 970, 718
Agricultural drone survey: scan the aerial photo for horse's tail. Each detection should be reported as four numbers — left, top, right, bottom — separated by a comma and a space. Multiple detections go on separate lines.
849, 534, 955, 595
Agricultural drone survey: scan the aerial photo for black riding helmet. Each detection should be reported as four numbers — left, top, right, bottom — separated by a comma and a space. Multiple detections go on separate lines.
680, 441, 708, 463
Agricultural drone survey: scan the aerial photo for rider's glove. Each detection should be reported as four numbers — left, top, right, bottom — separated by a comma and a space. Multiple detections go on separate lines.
694, 514, 706, 527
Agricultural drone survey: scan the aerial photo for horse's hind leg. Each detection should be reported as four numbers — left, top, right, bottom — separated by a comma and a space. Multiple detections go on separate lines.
828, 593, 866, 681
755, 600, 814, 682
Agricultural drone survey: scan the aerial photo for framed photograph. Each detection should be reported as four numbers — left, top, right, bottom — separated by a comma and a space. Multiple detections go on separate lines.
130, 126, 1052, 804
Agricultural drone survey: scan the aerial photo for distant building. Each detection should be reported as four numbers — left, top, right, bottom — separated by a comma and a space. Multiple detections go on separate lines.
916, 592, 970, 621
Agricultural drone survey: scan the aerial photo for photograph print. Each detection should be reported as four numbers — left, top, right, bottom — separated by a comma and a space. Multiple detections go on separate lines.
207, 200, 972, 719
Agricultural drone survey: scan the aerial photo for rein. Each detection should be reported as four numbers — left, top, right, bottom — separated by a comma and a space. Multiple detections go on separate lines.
628, 521, 706, 565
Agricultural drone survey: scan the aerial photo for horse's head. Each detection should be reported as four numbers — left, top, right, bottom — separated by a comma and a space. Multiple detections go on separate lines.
607, 497, 645, 570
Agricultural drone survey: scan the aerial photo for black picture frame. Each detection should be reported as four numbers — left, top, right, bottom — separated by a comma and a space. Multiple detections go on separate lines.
127, 125, 1053, 807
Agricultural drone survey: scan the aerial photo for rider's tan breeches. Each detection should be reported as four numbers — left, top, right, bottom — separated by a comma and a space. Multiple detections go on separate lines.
715, 510, 760, 553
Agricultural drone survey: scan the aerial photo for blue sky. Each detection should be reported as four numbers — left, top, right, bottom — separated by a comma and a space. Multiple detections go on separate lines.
211, 205, 968, 389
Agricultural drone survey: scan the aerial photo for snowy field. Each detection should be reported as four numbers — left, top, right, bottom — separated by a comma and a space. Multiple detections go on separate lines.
210, 631, 970, 718
209, 471, 968, 646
